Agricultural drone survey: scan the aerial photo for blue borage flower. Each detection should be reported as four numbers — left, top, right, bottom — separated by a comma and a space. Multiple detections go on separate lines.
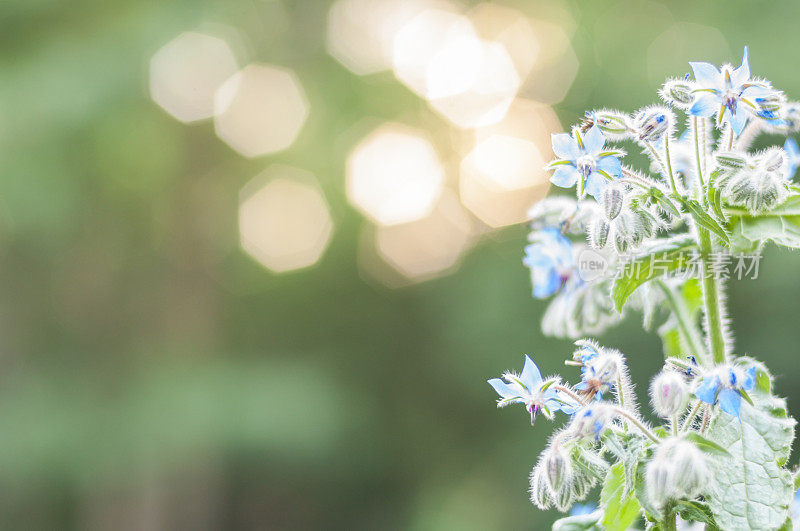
523, 227, 575, 299
688, 46, 783, 135
785, 138, 799, 180
548, 123, 623, 199
694, 365, 756, 418
488, 355, 578, 425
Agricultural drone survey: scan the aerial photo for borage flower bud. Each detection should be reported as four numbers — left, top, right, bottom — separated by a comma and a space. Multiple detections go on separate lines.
670, 440, 709, 496
569, 403, 612, 440
659, 78, 694, 107
601, 183, 625, 220
588, 218, 610, 249
649, 371, 689, 418
755, 91, 785, 120
645, 459, 673, 507
632, 106, 673, 142
718, 148, 790, 213
529, 465, 552, 510
583, 109, 630, 140
542, 445, 572, 493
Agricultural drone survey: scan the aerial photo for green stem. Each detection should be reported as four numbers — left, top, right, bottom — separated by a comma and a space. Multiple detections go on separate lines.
662, 506, 677, 531
693, 117, 706, 192
663, 134, 678, 194
612, 406, 660, 443
681, 400, 702, 433
697, 227, 727, 364
655, 280, 708, 366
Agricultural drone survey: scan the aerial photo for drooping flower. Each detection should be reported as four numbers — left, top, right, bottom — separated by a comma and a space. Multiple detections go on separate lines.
548, 124, 623, 199
716, 147, 791, 212
523, 227, 575, 299
694, 365, 756, 417
785, 138, 799, 180
688, 47, 783, 135
488, 355, 577, 425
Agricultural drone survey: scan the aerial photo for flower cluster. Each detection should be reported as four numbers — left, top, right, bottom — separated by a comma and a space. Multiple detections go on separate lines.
489, 47, 800, 530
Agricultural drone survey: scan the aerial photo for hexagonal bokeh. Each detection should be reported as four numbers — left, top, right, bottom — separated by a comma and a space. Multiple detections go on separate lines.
214, 64, 309, 158
520, 20, 578, 104
468, 3, 539, 82
462, 134, 545, 191
374, 192, 474, 281
326, 0, 454, 76
346, 122, 445, 226
150, 31, 239, 123
238, 166, 333, 273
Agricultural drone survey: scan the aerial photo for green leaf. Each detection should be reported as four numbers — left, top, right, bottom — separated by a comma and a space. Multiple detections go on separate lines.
683, 433, 731, 457
704, 391, 796, 530
727, 192, 800, 250
611, 236, 696, 312
600, 462, 642, 531
551, 510, 603, 531
673, 195, 730, 242
675, 500, 719, 529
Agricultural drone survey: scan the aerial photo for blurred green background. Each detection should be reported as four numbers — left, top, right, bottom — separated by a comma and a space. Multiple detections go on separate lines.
2, 0, 800, 528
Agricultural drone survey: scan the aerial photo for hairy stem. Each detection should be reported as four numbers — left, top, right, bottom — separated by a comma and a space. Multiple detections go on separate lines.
663, 134, 678, 193
612, 406, 660, 443
697, 227, 727, 364
552, 385, 587, 406
681, 400, 702, 433
655, 280, 708, 366
693, 117, 706, 194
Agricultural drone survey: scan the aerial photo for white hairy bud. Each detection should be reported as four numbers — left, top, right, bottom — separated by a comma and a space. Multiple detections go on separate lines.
646, 438, 710, 507
528, 465, 552, 510
588, 218, 610, 249
650, 371, 689, 418
633, 106, 673, 142
718, 148, 790, 213
543, 446, 571, 493
584, 109, 630, 140
601, 183, 625, 220
570, 404, 612, 440
660, 78, 694, 107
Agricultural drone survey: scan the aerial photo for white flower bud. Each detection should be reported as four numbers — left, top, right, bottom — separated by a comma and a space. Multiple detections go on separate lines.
529, 465, 552, 510
645, 458, 674, 507
650, 371, 689, 418
543, 446, 571, 493
601, 183, 625, 220
553, 483, 574, 512
633, 106, 673, 142
588, 218, 610, 249
584, 109, 630, 140
660, 78, 694, 107
718, 148, 790, 213
592, 353, 621, 386
646, 439, 710, 508
670, 440, 709, 497
570, 404, 612, 440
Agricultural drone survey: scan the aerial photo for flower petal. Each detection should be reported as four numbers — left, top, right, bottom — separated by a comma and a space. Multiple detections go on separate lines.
742, 366, 756, 391
582, 124, 606, 156
689, 94, 720, 118
550, 165, 579, 188
488, 378, 518, 400
690, 61, 722, 89
532, 269, 561, 299
584, 171, 608, 199
731, 46, 750, 88
695, 375, 720, 405
727, 106, 748, 135
551, 133, 580, 160
521, 355, 543, 387
718, 388, 742, 417
597, 155, 622, 177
